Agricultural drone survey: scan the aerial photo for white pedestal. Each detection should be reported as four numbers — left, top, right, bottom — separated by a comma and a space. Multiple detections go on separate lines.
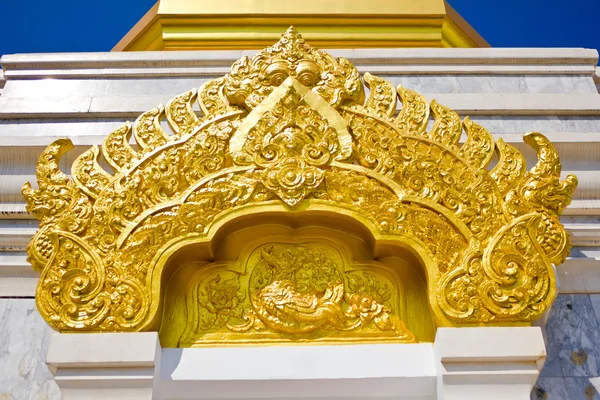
46, 332, 161, 400
434, 327, 546, 400
46, 327, 546, 399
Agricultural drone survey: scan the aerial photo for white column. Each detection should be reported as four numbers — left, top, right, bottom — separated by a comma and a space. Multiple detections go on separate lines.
434, 327, 546, 400
46, 332, 161, 400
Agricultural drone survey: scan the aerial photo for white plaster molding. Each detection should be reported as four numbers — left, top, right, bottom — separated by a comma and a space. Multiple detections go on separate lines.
47, 332, 161, 400
423, 93, 600, 115
0, 203, 29, 220
434, 327, 546, 400
564, 221, 600, 247
1, 48, 597, 79
0, 220, 37, 250
43, 328, 548, 400
563, 199, 600, 216
557, 257, 600, 293
0, 251, 38, 296
2, 64, 597, 79
0, 70, 5, 95
3, 93, 600, 119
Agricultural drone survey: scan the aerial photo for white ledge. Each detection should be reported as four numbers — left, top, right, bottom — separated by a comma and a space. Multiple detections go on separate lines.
47, 332, 161, 369
160, 344, 436, 399
163, 344, 435, 381
3, 93, 600, 119
1, 48, 597, 79
434, 327, 546, 363
46, 327, 546, 399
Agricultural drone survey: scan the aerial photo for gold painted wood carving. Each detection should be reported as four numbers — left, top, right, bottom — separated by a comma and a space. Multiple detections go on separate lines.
24, 28, 577, 342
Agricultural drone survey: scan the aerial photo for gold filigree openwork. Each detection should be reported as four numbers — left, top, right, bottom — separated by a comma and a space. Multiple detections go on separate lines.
24, 27, 577, 341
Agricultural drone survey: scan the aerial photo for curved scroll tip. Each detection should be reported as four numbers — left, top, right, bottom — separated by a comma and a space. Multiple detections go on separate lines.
52, 137, 74, 149
363, 73, 377, 90
37, 137, 75, 171
523, 131, 551, 149
521, 131, 578, 215
21, 180, 33, 198
22, 137, 76, 217
564, 174, 579, 195
523, 131, 562, 176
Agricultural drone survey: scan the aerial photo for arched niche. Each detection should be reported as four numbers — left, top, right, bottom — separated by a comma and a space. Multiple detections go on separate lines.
156, 211, 436, 347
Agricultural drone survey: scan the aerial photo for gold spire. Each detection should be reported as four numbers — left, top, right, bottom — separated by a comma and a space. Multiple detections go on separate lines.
114, 0, 489, 51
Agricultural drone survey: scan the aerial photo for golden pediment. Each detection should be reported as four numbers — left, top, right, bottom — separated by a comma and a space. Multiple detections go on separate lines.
24, 28, 577, 345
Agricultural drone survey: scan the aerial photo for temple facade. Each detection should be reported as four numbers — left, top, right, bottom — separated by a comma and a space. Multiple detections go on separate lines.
1, 2, 600, 399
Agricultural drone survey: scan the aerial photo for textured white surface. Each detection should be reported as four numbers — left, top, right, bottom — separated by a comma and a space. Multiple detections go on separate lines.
1, 48, 597, 78
0, 299, 60, 399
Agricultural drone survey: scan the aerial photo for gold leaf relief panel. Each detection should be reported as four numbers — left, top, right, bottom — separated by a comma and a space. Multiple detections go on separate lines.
169, 241, 417, 347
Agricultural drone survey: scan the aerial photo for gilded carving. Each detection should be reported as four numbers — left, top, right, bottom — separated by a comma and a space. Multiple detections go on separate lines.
24, 27, 577, 340
223, 28, 364, 110
179, 243, 414, 346
165, 88, 200, 137
101, 123, 137, 172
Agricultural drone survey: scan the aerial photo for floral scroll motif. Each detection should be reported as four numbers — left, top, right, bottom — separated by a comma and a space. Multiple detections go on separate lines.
197, 273, 247, 331
24, 27, 576, 336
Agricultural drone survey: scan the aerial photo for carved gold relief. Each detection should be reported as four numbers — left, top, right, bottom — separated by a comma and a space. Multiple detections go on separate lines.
24, 27, 577, 341
178, 242, 414, 346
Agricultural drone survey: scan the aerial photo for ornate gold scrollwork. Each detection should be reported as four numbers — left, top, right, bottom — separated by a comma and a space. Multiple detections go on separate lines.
24, 27, 576, 341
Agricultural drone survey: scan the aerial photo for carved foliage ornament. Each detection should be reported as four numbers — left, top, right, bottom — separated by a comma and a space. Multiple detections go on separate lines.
24, 27, 577, 336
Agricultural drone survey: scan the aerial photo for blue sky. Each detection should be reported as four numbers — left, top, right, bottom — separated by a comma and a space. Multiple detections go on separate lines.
0, 0, 599, 55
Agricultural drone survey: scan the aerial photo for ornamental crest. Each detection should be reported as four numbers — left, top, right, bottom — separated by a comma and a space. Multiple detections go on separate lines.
23, 28, 577, 345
